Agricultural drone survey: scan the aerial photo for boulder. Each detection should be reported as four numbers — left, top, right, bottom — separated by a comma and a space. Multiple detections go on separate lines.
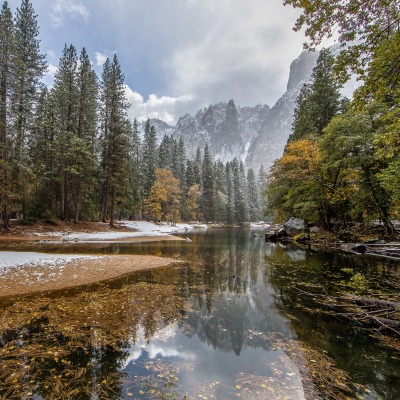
283, 217, 308, 237
265, 228, 288, 242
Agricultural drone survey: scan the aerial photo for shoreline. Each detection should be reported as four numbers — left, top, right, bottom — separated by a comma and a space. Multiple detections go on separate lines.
0, 253, 184, 298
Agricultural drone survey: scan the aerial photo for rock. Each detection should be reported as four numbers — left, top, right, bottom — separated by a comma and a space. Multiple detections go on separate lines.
352, 244, 367, 254
265, 229, 288, 242
283, 217, 308, 237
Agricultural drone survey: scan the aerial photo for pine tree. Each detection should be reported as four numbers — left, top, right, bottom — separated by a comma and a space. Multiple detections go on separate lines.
232, 158, 249, 223
193, 147, 202, 185
69, 47, 98, 221
258, 164, 267, 218
185, 159, 195, 190
99, 54, 130, 226
201, 144, 215, 222
226, 162, 235, 224
51, 44, 79, 220
11, 0, 46, 218
0, 1, 14, 227
247, 168, 261, 221
127, 118, 142, 218
29, 87, 58, 217
158, 134, 172, 170
291, 48, 342, 140
142, 119, 158, 200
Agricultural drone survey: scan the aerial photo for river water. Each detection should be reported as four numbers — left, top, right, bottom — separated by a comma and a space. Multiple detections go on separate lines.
1, 228, 399, 399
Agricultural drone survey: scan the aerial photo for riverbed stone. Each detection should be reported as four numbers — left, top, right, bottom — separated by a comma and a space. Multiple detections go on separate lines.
283, 217, 308, 237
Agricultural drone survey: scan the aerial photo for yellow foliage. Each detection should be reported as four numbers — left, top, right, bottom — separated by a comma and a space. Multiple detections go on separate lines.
280, 139, 321, 180
144, 168, 182, 222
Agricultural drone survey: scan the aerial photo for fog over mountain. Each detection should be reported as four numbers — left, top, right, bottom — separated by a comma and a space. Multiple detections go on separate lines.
141, 47, 357, 172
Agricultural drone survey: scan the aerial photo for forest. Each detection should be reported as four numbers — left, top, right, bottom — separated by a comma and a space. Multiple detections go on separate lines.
267, 0, 400, 235
0, 0, 265, 229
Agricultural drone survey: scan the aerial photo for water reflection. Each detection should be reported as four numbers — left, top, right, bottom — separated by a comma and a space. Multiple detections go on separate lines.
0, 228, 399, 399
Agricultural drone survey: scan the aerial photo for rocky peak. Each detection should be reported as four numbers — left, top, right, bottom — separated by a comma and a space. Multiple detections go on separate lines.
286, 50, 319, 91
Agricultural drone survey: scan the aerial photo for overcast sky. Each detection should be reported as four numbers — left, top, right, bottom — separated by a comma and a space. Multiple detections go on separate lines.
8, 0, 312, 124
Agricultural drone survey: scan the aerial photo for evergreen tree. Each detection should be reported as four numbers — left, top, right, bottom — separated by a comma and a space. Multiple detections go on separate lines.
142, 119, 158, 200
99, 54, 130, 226
201, 144, 215, 222
0, 1, 14, 227
127, 118, 142, 218
258, 164, 267, 218
226, 162, 235, 224
69, 47, 98, 221
232, 158, 249, 223
246, 168, 260, 221
214, 160, 227, 194
193, 146, 202, 185
185, 159, 195, 190
291, 48, 342, 140
51, 44, 79, 220
11, 0, 46, 218
158, 134, 172, 170
29, 87, 58, 217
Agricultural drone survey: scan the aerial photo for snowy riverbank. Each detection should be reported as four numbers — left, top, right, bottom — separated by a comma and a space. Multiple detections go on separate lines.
43, 221, 206, 243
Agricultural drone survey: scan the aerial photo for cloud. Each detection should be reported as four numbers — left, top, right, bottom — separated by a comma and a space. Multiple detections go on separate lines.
42, 63, 58, 86
95, 52, 108, 67
124, 85, 193, 124
50, 0, 90, 27
163, 0, 305, 110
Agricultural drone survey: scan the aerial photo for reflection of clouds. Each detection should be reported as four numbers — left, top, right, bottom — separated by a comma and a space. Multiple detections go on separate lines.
123, 324, 196, 369
147, 345, 195, 361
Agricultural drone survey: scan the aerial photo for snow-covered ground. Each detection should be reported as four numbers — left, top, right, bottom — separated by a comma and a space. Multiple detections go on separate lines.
0, 252, 99, 273
45, 221, 206, 242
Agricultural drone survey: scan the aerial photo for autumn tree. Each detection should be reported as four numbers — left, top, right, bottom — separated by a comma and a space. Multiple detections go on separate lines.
144, 168, 182, 224
186, 183, 202, 221
266, 139, 327, 225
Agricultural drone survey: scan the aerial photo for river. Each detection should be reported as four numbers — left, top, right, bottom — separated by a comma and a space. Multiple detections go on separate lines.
0, 227, 399, 399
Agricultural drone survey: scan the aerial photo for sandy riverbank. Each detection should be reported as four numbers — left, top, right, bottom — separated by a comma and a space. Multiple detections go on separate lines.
0, 220, 201, 297
0, 220, 199, 243
0, 253, 184, 298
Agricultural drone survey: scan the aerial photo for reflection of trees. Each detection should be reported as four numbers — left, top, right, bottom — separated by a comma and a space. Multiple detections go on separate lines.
176, 229, 294, 356
0, 267, 185, 400
267, 246, 400, 400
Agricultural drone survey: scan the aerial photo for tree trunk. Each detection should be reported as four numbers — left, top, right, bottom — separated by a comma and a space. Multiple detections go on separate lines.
101, 177, 109, 223
110, 187, 115, 227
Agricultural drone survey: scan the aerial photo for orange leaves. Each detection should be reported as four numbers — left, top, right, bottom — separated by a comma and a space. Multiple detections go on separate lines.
144, 168, 182, 222
279, 139, 322, 180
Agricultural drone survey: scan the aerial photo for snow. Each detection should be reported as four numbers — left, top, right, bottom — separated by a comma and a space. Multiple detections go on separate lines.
0, 252, 98, 273
40, 221, 204, 243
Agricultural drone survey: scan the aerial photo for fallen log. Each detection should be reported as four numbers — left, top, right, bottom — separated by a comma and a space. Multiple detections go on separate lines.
344, 295, 400, 311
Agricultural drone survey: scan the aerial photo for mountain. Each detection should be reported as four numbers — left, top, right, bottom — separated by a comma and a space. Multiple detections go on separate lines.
140, 46, 358, 172
246, 50, 319, 170
141, 51, 319, 171
175, 100, 271, 162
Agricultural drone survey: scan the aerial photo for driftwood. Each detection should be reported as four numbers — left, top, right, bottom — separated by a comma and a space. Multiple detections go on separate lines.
343, 242, 400, 261
294, 288, 400, 337
343, 295, 400, 311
